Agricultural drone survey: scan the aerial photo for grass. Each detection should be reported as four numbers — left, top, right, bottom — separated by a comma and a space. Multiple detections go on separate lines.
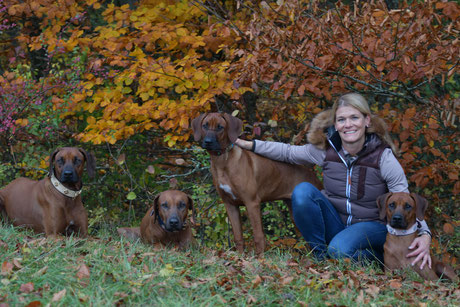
0, 224, 459, 306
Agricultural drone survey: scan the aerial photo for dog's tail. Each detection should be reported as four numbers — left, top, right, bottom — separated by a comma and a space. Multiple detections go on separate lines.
435, 262, 459, 282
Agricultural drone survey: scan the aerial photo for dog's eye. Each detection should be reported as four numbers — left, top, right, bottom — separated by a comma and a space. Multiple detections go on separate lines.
389, 202, 395, 209
404, 203, 412, 210
202, 123, 209, 130
57, 157, 65, 165
74, 157, 81, 165
216, 124, 223, 130
178, 201, 186, 209
161, 202, 168, 209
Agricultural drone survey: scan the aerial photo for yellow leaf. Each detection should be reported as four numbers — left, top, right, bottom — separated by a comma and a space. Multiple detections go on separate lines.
140, 92, 150, 101
87, 116, 96, 125
176, 28, 187, 36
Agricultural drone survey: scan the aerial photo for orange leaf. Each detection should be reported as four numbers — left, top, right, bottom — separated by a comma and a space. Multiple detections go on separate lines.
389, 280, 402, 289
443, 223, 454, 235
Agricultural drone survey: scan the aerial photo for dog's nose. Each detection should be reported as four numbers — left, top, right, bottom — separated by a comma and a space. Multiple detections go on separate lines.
392, 214, 402, 222
63, 170, 73, 178
203, 137, 213, 145
169, 217, 179, 228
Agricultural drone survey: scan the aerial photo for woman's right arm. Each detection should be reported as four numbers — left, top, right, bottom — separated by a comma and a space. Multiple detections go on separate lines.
235, 138, 325, 166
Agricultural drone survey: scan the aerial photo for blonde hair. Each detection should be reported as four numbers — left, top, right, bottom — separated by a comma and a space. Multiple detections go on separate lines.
333, 93, 399, 155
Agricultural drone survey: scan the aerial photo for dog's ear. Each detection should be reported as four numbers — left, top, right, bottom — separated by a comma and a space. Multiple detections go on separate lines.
223, 113, 242, 143
191, 113, 207, 141
49, 148, 60, 176
187, 196, 195, 226
410, 193, 428, 220
79, 148, 96, 178
151, 194, 160, 223
376, 192, 392, 220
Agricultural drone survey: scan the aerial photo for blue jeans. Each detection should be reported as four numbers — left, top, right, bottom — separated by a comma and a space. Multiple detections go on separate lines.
291, 182, 387, 263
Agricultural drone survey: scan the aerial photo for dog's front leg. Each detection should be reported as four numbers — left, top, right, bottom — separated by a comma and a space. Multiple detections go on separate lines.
224, 203, 244, 253
246, 201, 265, 256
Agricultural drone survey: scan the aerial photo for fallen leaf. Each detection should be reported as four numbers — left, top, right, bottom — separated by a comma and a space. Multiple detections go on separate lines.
77, 264, 90, 286
32, 265, 48, 277
1, 262, 13, 275
20, 282, 34, 293
13, 258, 22, 269
52, 289, 66, 302
252, 275, 263, 288
389, 280, 402, 289
25, 301, 42, 307
247, 294, 257, 304
175, 158, 185, 165
365, 284, 380, 297
280, 275, 294, 285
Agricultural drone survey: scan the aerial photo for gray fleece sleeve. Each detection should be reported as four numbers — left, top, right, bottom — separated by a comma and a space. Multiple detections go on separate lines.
379, 148, 409, 193
253, 140, 325, 166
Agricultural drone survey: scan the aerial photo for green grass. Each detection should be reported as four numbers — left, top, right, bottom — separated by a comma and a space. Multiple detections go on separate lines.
1, 224, 458, 306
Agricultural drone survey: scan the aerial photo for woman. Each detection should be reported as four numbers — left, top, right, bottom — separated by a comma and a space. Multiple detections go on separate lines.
235, 93, 432, 267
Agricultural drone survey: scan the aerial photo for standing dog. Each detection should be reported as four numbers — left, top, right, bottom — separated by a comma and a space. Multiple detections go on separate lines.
117, 190, 195, 249
0, 147, 96, 237
377, 192, 458, 281
192, 112, 322, 256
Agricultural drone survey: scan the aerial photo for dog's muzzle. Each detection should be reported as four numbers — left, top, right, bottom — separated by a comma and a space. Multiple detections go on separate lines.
390, 213, 407, 229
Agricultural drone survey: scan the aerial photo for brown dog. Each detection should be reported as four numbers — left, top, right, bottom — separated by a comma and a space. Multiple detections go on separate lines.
377, 192, 458, 281
117, 190, 194, 249
0, 147, 96, 237
192, 112, 323, 256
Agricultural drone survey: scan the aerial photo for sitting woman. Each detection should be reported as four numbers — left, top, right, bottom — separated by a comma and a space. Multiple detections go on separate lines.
235, 93, 432, 267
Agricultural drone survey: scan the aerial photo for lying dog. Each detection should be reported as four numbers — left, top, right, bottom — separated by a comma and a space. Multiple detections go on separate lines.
192, 112, 323, 256
377, 192, 458, 281
0, 147, 96, 237
117, 190, 195, 249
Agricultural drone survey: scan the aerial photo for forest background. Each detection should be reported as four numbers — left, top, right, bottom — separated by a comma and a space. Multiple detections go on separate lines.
0, 0, 459, 265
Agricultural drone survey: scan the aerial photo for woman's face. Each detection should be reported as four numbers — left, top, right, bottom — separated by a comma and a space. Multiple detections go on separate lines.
335, 105, 370, 148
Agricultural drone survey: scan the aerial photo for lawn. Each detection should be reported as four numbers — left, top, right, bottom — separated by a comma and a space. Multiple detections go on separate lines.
1, 224, 458, 306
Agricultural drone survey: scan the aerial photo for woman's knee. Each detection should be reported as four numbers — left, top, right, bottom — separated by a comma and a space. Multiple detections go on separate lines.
292, 182, 318, 211
327, 238, 353, 259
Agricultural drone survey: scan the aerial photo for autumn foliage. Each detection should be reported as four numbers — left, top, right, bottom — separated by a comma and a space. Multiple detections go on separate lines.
0, 0, 458, 259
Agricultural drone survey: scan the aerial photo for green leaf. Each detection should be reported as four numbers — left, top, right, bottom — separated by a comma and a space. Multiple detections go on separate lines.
127, 192, 136, 200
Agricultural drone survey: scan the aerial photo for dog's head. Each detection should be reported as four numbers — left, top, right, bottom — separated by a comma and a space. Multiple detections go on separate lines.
150, 190, 194, 232
49, 147, 96, 187
377, 192, 428, 229
191, 113, 242, 152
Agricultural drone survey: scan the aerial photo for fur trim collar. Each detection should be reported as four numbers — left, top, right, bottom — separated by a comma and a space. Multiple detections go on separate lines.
306, 109, 391, 150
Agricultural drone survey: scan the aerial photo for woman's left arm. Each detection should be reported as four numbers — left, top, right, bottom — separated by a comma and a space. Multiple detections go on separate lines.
406, 234, 432, 269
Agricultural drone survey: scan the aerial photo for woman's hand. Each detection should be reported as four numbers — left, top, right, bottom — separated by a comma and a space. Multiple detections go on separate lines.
234, 138, 254, 151
406, 234, 432, 269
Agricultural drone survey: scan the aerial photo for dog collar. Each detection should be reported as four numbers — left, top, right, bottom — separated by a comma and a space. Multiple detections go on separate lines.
386, 220, 421, 236
209, 143, 234, 156
50, 173, 82, 199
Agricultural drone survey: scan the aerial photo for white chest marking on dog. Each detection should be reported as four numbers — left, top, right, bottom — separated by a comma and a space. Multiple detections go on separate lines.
219, 184, 237, 200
